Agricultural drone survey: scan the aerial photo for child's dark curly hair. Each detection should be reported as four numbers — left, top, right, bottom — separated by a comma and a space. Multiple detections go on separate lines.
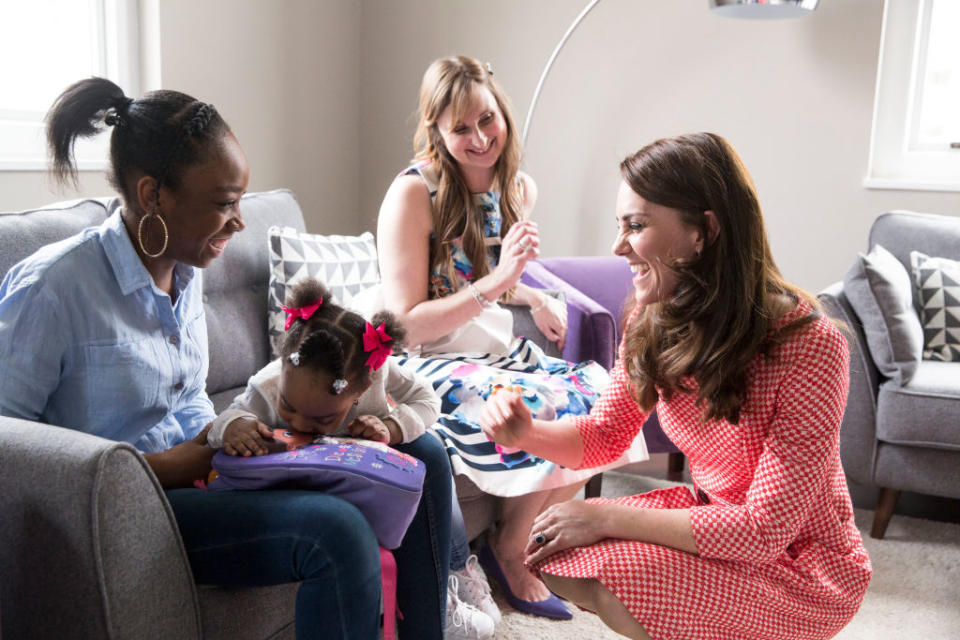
279, 279, 407, 394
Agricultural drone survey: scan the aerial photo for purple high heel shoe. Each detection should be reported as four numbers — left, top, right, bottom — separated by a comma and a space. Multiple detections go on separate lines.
478, 543, 572, 620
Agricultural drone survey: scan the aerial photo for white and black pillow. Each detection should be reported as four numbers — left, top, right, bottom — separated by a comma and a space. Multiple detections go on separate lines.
267, 226, 380, 354
910, 250, 960, 362
843, 244, 924, 384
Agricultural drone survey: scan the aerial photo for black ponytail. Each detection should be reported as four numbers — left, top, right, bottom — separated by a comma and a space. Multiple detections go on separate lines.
45, 77, 230, 207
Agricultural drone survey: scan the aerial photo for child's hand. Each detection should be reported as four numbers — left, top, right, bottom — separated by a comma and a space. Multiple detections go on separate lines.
222, 418, 275, 456
347, 415, 392, 444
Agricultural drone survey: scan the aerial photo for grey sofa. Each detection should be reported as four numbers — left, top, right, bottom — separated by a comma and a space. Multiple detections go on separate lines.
818, 211, 960, 539
0, 189, 586, 639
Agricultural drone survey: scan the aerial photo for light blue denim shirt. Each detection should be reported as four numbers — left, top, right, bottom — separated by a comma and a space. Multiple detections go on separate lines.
0, 210, 215, 453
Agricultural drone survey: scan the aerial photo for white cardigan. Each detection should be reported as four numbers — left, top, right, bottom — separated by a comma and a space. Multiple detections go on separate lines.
208, 356, 440, 446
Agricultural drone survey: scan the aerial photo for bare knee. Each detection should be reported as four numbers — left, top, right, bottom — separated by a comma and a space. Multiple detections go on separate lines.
540, 573, 600, 612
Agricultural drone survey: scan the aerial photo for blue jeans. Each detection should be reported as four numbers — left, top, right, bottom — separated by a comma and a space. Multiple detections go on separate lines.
167, 434, 452, 640
450, 475, 471, 571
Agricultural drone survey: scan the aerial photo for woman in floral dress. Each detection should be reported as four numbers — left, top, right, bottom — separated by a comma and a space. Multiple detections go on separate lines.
375, 55, 648, 624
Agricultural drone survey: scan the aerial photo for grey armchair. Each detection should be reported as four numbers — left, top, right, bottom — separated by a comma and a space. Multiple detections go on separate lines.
818, 211, 960, 539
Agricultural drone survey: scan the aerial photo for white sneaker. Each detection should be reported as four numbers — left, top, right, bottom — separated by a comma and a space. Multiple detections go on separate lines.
453, 554, 502, 625
446, 575, 496, 640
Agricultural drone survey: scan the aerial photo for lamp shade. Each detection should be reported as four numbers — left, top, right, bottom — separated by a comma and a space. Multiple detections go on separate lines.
709, 0, 819, 19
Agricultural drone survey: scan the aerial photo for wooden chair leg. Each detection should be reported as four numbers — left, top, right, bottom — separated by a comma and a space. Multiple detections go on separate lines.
666, 452, 685, 482
871, 487, 901, 539
584, 473, 603, 499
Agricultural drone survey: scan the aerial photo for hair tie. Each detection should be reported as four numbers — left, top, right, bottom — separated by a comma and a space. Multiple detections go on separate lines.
281, 299, 323, 331
362, 322, 393, 373
114, 96, 134, 112
331, 378, 349, 395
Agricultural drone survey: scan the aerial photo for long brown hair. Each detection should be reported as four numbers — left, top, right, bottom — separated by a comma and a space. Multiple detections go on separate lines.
413, 55, 524, 292
621, 132, 820, 423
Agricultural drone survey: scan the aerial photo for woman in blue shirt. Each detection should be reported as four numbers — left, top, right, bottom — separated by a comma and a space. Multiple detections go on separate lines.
0, 78, 451, 639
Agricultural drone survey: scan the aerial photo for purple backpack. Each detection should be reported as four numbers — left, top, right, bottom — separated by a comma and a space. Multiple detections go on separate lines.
209, 434, 425, 549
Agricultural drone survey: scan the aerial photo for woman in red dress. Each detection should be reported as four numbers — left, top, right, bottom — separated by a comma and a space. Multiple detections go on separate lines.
481, 132, 871, 640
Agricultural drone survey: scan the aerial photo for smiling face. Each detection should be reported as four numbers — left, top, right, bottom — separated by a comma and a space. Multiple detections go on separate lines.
277, 363, 366, 435
436, 85, 507, 188
155, 132, 249, 268
612, 180, 704, 306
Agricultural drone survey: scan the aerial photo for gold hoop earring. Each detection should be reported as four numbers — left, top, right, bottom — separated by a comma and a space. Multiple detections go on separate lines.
138, 211, 168, 258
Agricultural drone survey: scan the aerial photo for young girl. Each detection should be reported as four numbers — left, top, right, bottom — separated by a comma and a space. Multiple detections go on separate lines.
207, 278, 491, 640
207, 278, 438, 451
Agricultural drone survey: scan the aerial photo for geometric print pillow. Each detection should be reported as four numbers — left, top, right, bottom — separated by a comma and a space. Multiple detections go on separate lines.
910, 250, 960, 361
267, 226, 380, 355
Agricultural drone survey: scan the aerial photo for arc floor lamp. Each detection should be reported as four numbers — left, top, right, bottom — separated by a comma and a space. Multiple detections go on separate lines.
522, 0, 820, 147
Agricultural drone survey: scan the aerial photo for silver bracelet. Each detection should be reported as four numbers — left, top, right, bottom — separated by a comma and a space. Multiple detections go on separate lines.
467, 282, 494, 311
530, 296, 549, 314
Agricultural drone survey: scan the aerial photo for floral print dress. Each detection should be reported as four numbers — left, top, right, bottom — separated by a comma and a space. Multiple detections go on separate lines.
396, 162, 648, 496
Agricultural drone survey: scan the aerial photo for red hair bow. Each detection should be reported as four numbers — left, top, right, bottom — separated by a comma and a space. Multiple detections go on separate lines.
362, 322, 392, 372
281, 299, 322, 330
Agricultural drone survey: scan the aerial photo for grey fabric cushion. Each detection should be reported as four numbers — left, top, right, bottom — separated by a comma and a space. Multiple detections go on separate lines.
0, 197, 115, 279
876, 360, 960, 449
0, 419, 201, 639
910, 250, 960, 362
198, 584, 297, 640
843, 244, 924, 384
266, 227, 380, 354
204, 190, 306, 395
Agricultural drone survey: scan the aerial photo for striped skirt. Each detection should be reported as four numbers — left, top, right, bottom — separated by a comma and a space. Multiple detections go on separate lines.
398, 338, 648, 497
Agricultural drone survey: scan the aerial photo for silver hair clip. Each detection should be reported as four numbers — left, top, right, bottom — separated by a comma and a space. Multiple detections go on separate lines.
288, 352, 301, 366
485, 61, 494, 75
332, 378, 349, 395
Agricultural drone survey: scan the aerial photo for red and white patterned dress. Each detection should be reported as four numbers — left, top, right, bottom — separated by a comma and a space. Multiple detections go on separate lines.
538, 299, 872, 640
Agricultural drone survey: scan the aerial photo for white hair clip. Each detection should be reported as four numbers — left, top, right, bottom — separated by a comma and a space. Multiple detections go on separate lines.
288, 352, 301, 366
485, 61, 494, 75
332, 378, 349, 395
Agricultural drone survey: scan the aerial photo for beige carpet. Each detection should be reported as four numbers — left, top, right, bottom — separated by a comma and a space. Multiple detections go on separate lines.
487, 472, 960, 639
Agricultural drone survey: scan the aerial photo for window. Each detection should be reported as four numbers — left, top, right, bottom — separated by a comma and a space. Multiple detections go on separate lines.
0, 0, 142, 170
866, 0, 960, 191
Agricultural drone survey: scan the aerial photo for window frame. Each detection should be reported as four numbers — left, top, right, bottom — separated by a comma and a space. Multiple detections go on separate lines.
0, 0, 142, 172
865, 0, 960, 192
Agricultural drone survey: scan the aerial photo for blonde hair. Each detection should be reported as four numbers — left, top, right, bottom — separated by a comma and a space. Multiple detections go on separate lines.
413, 55, 524, 293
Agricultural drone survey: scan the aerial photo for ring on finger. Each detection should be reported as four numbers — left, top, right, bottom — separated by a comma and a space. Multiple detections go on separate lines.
534, 531, 547, 545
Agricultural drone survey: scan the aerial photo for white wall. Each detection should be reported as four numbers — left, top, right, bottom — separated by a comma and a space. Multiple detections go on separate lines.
158, 0, 361, 234
6, 0, 959, 294
4, 0, 361, 236
358, 0, 960, 293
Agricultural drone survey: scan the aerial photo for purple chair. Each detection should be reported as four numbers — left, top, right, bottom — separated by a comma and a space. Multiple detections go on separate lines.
523, 257, 685, 497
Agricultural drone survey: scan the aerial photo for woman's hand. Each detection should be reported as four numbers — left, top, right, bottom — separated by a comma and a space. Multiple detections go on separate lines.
480, 391, 533, 449
531, 293, 567, 350
144, 424, 216, 489
348, 415, 393, 444
222, 418, 274, 457
489, 221, 539, 294
524, 500, 610, 567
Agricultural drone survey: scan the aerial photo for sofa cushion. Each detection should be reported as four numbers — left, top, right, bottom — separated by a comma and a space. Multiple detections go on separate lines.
266, 227, 380, 353
876, 360, 960, 450
843, 244, 924, 384
0, 198, 115, 279
910, 250, 960, 362
204, 190, 306, 395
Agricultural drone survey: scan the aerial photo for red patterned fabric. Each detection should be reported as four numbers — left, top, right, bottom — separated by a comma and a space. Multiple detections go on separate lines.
544, 299, 872, 640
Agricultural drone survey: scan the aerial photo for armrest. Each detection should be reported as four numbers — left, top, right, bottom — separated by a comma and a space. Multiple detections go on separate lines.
818, 282, 881, 486
522, 261, 618, 369
0, 418, 202, 639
